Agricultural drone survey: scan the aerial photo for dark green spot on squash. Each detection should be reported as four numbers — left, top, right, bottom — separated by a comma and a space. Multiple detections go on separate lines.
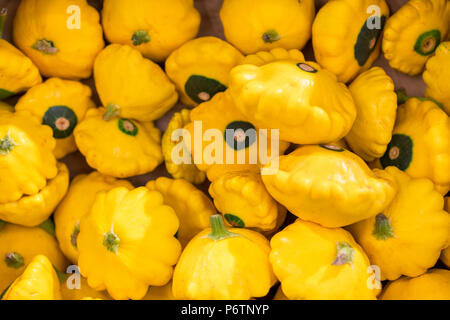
414, 30, 441, 56
5, 252, 24, 269
320, 144, 345, 152
224, 214, 245, 228
71, 222, 80, 249
0, 88, 14, 100
262, 29, 280, 43
42, 106, 78, 139
224, 121, 257, 151
103, 230, 120, 254
118, 119, 138, 136
373, 213, 394, 240
32, 39, 58, 55
354, 15, 386, 66
132, 30, 150, 46
0, 133, 16, 155
380, 134, 413, 171
185, 75, 227, 104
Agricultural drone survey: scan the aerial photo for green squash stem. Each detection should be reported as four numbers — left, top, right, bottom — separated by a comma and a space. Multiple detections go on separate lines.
132, 30, 150, 46
103, 228, 120, 253
373, 213, 395, 240
103, 104, 121, 121
332, 242, 354, 266
262, 30, 280, 43
32, 39, 58, 54
0, 133, 17, 155
207, 215, 241, 241
5, 252, 24, 269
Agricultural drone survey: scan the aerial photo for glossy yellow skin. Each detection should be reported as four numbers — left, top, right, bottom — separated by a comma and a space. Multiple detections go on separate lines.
74, 108, 163, 178
313, 0, 390, 83
345, 67, 397, 161
209, 172, 285, 232
54, 172, 133, 264
94, 44, 178, 122
0, 163, 69, 227
2, 255, 61, 300
166, 37, 244, 106
241, 48, 305, 66
383, 0, 450, 75
374, 98, 450, 195
423, 42, 450, 115
270, 219, 379, 300
146, 177, 216, 247
77, 187, 181, 300
348, 167, 450, 281
143, 282, 176, 300
13, 0, 104, 79
102, 0, 200, 62
0, 111, 57, 204
172, 220, 276, 300
220, 0, 315, 55
381, 269, 450, 300
262, 146, 397, 228
162, 109, 206, 184
61, 276, 110, 300
15, 78, 95, 159
185, 91, 289, 181
0, 223, 68, 294
229, 60, 356, 144
0, 39, 42, 97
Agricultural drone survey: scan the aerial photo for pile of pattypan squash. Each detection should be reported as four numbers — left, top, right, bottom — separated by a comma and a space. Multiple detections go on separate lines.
0, 0, 449, 301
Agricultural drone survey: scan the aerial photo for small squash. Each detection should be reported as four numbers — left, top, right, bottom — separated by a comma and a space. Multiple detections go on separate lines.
209, 172, 286, 232
161, 109, 206, 184
220, 0, 315, 55
345, 67, 397, 161
15, 78, 95, 159
143, 282, 176, 300
77, 187, 181, 300
0, 9, 41, 100
0, 162, 69, 227
375, 98, 450, 195
166, 37, 244, 106
74, 107, 163, 178
262, 145, 397, 228
270, 219, 379, 300
229, 60, 357, 144
13, 0, 104, 79
2, 255, 61, 300
94, 44, 178, 122
241, 48, 305, 66
348, 167, 450, 281
381, 269, 450, 300
312, 0, 390, 83
0, 222, 68, 294
54, 172, 133, 264
146, 177, 216, 247
172, 215, 276, 300
423, 41, 450, 115
102, 0, 200, 62
382, 0, 450, 75
0, 111, 57, 204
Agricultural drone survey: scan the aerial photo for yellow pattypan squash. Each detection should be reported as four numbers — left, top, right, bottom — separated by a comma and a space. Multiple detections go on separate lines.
0, 162, 69, 227
241, 48, 305, 66
270, 219, 379, 300
0, 111, 57, 204
0, 9, 41, 100
77, 187, 181, 300
262, 145, 397, 228
15, 78, 95, 159
94, 44, 178, 122
61, 274, 110, 301
74, 107, 163, 178
220, 0, 315, 55
375, 98, 450, 195
162, 109, 206, 184
209, 171, 286, 232
13, 0, 104, 80
348, 167, 450, 281
146, 177, 216, 248
184, 91, 289, 181
345, 67, 397, 161
173, 215, 276, 300
166, 37, 244, 106
102, 0, 200, 62
0, 221, 68, 294
312, 0, 390, 83
143, 282, 176, 301
382, 0, 450, 75
54, 172, 133, 264
381, 269, 450, 300
229, 60, 356, 144
2, 255, 61, 300
423, 41, 450, 115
